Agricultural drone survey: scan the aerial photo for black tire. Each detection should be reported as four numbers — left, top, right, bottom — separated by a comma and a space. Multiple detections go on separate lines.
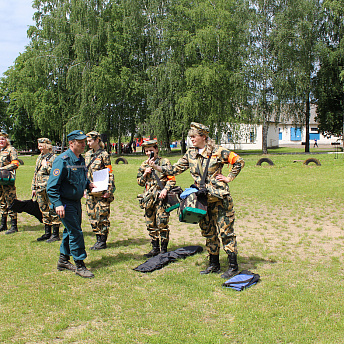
17, 159, 24, 165
115, 157, 128, 164
303, 158, 321, 166
256, 158, 274, 166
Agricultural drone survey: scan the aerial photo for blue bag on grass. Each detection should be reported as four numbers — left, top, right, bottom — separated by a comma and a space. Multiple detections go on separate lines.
223, 270, 260, 291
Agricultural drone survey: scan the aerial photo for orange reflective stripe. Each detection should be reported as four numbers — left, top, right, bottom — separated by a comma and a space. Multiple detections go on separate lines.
167, 175, 176, 181
106, 165, 113, 173
228, 152, 239, 165
11, 160, 20, 167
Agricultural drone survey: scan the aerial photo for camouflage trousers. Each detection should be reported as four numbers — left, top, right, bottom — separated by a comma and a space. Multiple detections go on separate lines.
36, 189, 61, 225
199, 195, 237, 255
0, 185, 17, 220
86, 194, 113, 235
144, 200, 170, 242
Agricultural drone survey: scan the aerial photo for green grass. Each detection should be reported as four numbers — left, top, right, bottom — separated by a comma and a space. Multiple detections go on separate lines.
1, 152, 344, 343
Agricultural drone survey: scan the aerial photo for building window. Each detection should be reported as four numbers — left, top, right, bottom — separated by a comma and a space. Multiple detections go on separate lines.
290, 127, 302, 141
311, 127, 318, 132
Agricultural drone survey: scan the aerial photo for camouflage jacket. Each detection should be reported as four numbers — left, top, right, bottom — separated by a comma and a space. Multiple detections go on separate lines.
31, 153, 56, 191
0, 145, 19, 171
85, 148, 115, 194
161, 145, 244, 200
137, 157, 176, 204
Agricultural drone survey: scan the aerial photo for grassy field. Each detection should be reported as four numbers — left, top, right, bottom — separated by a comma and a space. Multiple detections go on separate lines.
1, 151, 344, 343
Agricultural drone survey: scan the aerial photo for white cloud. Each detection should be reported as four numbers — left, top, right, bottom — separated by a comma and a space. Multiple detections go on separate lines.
0, 0, 36, 76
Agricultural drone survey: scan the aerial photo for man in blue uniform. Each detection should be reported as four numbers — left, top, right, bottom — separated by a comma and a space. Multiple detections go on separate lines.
47, 130, 95, 278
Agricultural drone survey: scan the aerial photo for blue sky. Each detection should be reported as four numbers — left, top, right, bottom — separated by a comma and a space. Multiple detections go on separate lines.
0, 0, 36, 77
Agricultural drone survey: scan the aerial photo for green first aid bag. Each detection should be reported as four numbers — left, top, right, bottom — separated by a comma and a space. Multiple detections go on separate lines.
179, 192, 207, 224
0, 170, 15, 185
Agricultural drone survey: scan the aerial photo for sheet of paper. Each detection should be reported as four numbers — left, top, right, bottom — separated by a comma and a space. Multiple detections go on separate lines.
91, 168, 109, 193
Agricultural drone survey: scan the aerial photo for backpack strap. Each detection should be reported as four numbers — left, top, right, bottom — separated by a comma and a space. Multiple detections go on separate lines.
150, 158, 165, 190
199, 151, 212, 189
87, 150, 103, 170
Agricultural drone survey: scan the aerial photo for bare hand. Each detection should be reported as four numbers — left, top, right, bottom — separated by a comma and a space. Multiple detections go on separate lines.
143, 167, 152, 176
56, 205, 65, 218
89, 182, 96, 190
102, 192, 110, 198
32, 190, 36, 198
215, 174, 230, 183
159, 188, 168, 199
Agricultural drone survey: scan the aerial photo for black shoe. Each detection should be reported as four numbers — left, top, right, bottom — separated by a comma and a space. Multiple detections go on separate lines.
5, 218, 18, 234
57, 253, 76, 271
221, 252, 239, 279
75, 260, 94, 278
37, 224, 52, 241
200, 254, 221, 274
0, 215, 7, 232
144, 239, 160, 258
46, 224, 60, 243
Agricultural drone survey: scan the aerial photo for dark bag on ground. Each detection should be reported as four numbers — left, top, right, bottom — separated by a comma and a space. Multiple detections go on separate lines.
165, 186, 183, 213
0, 170, 16, 186
222, 270, 260, 291
9, 199, 43, 223
179, 192, 207, 223
133, 245, 203, 273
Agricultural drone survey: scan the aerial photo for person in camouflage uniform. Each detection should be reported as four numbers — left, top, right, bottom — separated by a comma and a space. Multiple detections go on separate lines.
137, 140, 176, 257
149, 123, 245, 279
0, 131, 20, 234
85, 131, 115, 250
32, 138, 61, 242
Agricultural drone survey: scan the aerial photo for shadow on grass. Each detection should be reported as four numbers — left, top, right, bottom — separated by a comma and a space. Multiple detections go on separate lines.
109, 237, 150, 248
19, 224, 43, 232
237, 255, 277, 270
89, 252, 143, 269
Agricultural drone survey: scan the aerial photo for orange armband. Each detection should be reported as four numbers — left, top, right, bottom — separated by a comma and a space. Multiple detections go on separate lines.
167, 175, 176, 181
11, 160, 20, 167
228, 152, 239, 165
105, 165, 113, 173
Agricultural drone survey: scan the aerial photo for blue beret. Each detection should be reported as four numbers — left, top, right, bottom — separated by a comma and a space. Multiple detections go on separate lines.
67, 130, 87, 141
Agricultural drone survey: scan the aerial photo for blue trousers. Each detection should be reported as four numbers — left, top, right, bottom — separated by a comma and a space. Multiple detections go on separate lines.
59, 200, 87, 261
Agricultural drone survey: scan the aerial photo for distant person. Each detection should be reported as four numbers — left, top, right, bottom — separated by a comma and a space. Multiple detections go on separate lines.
85, 131, 115, 250
137, 140, 176, 257
32, 138, 61, 242
47, 130, 95, 278
149, 122, 245, 279
313, 139, 318, 148
0, 131, 19, 234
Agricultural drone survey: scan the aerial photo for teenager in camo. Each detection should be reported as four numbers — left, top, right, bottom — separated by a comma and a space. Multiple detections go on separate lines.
148, 122, 245, 279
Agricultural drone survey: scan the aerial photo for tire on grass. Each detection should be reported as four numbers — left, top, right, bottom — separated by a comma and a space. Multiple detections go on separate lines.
115, 157, 128, 164
256, 158, 274, 166
303, 158, 321, 166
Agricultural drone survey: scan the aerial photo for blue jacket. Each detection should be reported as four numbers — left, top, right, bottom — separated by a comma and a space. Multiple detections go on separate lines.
47, 149, 90, 208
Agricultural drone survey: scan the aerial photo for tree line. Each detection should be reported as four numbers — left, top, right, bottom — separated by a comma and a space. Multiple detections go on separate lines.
0, 0, 343, 153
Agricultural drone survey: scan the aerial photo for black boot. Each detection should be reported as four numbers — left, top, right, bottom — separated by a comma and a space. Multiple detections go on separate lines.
57, 253, 76, 271
200, 254, 221, 274
90, 234, 107, 250
37, 224, 52, 241
144, 239, 160, 258
5, 218, 18, 234
97, 234, 107, 250
160, 240, 169, 254
0, 215, 7, 232
75, 260, 94, 278
221, 252, 239, 279
46, 224, 60, 243
90, 234, 101, 250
